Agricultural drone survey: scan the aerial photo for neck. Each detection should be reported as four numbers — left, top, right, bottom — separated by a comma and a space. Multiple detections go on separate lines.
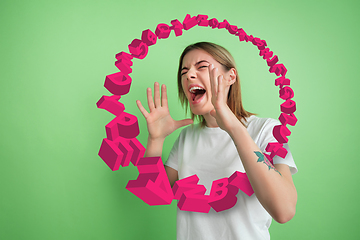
203, 112, 219, 128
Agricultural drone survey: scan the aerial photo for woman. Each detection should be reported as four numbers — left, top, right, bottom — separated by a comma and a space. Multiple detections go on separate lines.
136, 42, 297, 240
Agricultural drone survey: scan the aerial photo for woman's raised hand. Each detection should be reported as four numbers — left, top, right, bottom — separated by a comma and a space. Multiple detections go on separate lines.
136, 82, 193, 140
208, 64, 238, 132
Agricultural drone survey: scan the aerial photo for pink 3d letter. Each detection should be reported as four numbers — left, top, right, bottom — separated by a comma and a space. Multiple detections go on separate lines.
280, 99, 296, 114
104, 72, 132, 96
275, 76, 290, 86
105, 111, 140, 141
196, 14, 209, 27
228, 171, 254, 196
170, 19, 183, 36
116, 112, 140, 139
98, 137, 145, 170
105, 117, 121, 141
126, 157, 173, 205
208, 18, 219, 28
128, 138, 146, 166
208, 178, 239, 212
270, 63, 287, 76
273, 125, 291, 144
266, 55, 279, 67
259, 48, 273, 60
244, 34, 254, 42
252, 37, 266, 50
217, 19, 229, 29
227, 25, 238, 35
183, 14, 198, 30
279, 86, 294, 100
236, 28, 247, 41
173, 175, 211, 213
155, 23, 171, 39
98, 138, 130, 171
115, 137, 134, 167
115, 52, 133, 74
114, 137, 146, 167
96, 95, 124, 116
266, 142, 288, 159
128, 39, 148, 59
279, 112, 298, 126
141, 29, 157, 46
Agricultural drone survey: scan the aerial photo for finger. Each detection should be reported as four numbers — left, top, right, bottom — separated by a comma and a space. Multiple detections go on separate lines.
210, 109, 217, 118
217, 75, 224, 100
161, 84, 168, 108
175, 118, 194, 129
154, 82, 161, 108
147, 87, 155, 111
136, 100, 149, 119
209, 64, 216, 98
212, 67, 219, 97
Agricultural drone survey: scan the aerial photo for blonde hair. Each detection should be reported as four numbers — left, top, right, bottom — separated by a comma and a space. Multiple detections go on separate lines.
177, 42, 255, 128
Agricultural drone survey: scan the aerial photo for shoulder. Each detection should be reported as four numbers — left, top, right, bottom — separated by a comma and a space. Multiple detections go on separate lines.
246, 115, 280, 134
173, 123, 199, 144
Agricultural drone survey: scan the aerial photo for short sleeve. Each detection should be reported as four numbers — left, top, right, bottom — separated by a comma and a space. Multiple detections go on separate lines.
258, 118, 298, 175
164, 134, 180, 171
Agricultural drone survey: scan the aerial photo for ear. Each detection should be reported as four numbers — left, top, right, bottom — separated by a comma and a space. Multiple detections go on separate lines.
227, 68, 237, 86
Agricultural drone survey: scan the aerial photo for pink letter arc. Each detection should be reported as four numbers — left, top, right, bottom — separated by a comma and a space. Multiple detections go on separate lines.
96, 14, 297, 212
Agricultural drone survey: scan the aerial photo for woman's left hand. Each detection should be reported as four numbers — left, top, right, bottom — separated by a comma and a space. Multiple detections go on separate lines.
208, 64, 238, 133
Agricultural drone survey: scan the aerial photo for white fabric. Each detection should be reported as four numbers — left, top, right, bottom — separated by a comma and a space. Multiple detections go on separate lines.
165, 115, 297, 240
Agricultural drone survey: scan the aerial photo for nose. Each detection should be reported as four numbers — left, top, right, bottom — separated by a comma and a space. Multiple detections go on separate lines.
186, 67, 196, 80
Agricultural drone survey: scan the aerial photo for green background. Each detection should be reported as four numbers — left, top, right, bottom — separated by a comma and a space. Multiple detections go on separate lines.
1, 0, 359, 239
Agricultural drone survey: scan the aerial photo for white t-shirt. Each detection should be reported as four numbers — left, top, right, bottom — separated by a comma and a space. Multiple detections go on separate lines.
165, 115, 297, 240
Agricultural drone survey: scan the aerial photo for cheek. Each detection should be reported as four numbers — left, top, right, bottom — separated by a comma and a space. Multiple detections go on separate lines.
181, 78, 188, 96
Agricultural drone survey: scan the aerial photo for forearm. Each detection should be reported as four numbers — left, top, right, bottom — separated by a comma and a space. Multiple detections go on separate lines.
144, 136, 165, 158
145, 136, 179, 187
227, 119, 297, 223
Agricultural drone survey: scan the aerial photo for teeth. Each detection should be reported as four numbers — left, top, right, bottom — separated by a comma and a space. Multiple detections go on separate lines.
189, 86, 205, 93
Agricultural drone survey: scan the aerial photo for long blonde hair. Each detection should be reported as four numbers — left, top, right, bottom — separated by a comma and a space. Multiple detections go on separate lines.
177, 42, 255, 127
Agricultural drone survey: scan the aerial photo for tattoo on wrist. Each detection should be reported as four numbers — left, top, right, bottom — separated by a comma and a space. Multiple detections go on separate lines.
254, 151, 282, 176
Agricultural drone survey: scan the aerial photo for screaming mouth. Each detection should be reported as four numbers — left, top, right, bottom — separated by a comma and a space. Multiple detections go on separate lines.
189, 86, 206, 101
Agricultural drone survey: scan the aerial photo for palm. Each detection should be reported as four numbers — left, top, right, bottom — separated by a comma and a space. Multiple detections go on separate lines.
136, 82, 193, 140
146, 106, 176, 138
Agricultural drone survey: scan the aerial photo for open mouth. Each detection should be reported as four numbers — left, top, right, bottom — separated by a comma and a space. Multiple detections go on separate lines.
189, 86, 206, 102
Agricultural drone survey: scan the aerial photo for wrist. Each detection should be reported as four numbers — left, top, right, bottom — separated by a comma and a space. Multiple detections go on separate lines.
227, 117, 247, 138
145, 136, 165, 158
148, 135, 165, 144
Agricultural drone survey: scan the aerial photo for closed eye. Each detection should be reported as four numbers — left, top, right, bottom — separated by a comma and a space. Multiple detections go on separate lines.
181, 65, 209, 76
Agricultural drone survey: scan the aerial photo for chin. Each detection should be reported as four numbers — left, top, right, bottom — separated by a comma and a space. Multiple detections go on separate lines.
188, 95, 212, 116
189, 109, 203, 116
189, 105, 212, 117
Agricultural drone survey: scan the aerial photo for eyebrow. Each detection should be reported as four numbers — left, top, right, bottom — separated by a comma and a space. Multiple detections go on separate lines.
181, 60, 209, 72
